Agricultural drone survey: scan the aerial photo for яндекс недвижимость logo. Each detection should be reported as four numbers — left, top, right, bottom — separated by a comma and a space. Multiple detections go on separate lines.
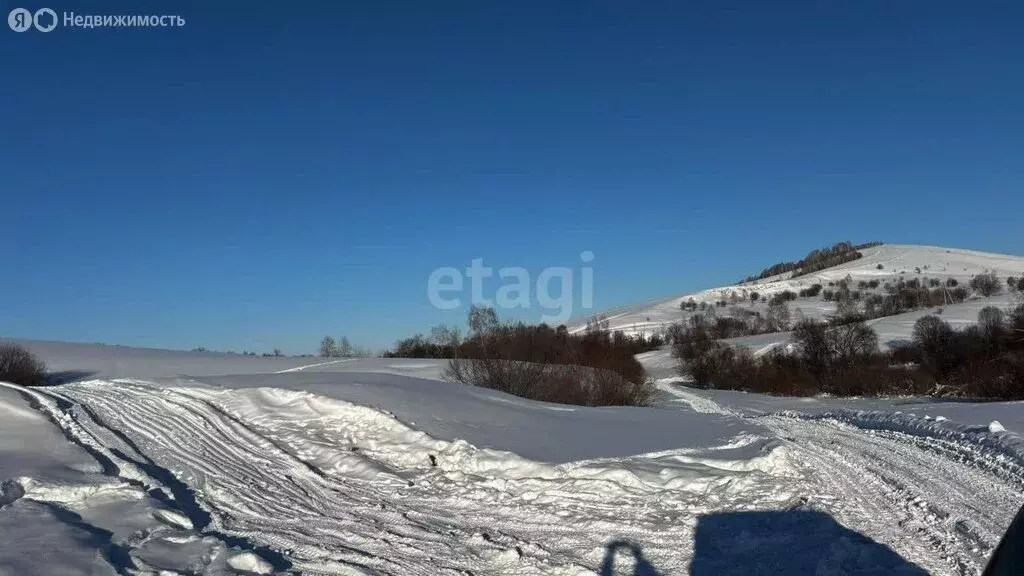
8, 8, 57, 32
8, 8, 184, 32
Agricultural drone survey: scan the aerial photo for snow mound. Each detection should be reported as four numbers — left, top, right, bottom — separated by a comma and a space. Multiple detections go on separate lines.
226, 551, 274, 574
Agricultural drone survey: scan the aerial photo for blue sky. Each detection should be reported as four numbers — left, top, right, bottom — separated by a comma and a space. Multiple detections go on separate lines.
2, 1, 1022, 353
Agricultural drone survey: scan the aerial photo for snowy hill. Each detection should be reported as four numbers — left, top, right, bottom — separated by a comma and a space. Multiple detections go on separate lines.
570, 244, 1024, 336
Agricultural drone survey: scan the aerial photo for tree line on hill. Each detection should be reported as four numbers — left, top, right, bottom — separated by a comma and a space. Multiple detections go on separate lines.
740, 241, 883, 284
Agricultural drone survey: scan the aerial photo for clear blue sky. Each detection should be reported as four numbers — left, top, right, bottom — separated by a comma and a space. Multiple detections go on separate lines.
2, 1, 1022, 353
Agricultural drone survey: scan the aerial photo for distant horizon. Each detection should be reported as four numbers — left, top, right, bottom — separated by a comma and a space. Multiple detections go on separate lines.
5, 240, 1024, 356
5, 2, 1023, 353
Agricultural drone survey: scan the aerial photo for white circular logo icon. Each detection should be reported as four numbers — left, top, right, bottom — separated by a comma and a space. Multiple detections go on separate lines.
33, 8, 56, 32
8, 8, 32, 32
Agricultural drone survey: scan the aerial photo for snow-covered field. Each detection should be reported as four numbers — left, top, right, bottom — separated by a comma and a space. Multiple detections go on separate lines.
3, 244, 1023, 575
2, 339, 1024, 575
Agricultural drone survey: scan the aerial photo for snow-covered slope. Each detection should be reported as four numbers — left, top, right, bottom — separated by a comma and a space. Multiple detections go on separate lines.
571, 244, 1024, 336
693, 291, 1024, 358
3, 342, 1024, 575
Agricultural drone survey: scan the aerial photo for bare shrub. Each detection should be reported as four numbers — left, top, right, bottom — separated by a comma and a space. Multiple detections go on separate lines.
446, 359, 652, 407
799, 284, 823, 298
835, 288, 859, 318
950, 286, 969, 303
970, 273, 1002, 297
1012, 303, 1024, 333
444, 322, 654, 406
0, 343, 47, 387
978, 306, 1005, 340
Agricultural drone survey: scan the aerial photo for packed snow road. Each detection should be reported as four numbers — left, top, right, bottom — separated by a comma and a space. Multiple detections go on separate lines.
660, 382, 1024, 575
2, 370, 1022, 574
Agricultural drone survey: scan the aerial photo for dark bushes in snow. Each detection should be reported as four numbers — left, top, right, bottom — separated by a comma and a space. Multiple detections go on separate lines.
443, 320, 655, 406
769, 290, 797, 305
798, 284, 823, 298
385, 307, 658, 406
906, 307, 1024, 399
0, 343, 47, 387
671, 302, 1024, 399
970, 273, 1002, 297
671, 317, 927, 397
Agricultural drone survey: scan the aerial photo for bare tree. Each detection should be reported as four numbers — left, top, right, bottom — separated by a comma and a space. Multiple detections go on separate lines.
767, 301, 791, 332
829, 321, 879, 365
468, 305, 499, 336
585, 314, 610, 334
978, 306, 1005, 340
429, 324, 462, 348
338, 336, 353, 357
912, 315, 955, 375
320, 335, 337, 358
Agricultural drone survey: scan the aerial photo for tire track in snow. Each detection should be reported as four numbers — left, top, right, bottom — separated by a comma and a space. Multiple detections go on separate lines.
658, 381, 1024, 575
43, 379, 804, 575
276, 359, 350, 373
43, 380, 609, 574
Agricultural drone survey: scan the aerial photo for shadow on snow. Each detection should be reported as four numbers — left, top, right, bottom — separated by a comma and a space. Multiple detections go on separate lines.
601, 509, 928, 575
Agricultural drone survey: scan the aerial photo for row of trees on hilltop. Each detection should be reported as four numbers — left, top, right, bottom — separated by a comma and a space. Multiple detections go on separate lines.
740, 241, 882, 283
